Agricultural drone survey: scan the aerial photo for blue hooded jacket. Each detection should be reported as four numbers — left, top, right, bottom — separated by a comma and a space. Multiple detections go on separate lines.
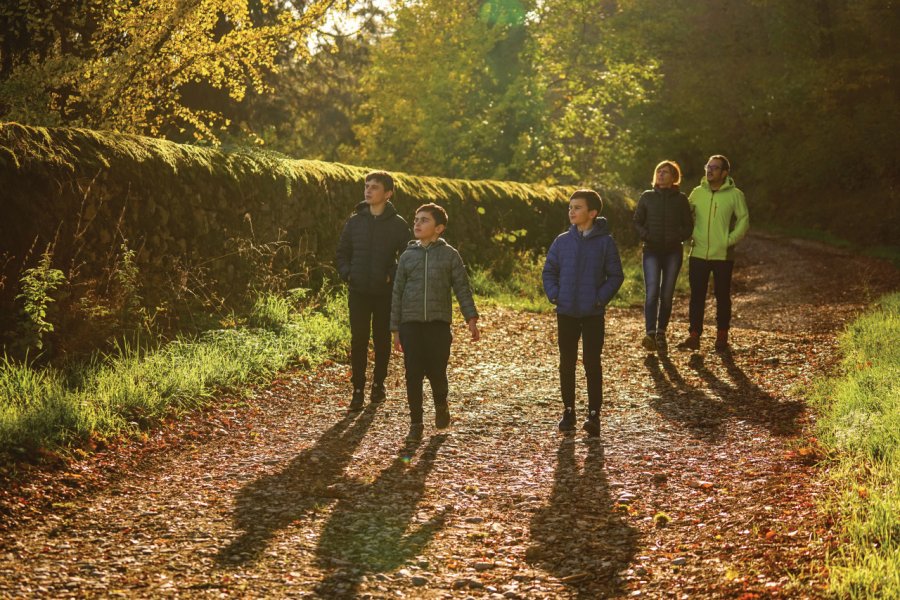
542, 217, 625, 317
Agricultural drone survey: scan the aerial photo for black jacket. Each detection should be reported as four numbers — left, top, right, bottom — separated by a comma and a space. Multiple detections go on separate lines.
336, 201, 411, 295
632, 186, 693, 253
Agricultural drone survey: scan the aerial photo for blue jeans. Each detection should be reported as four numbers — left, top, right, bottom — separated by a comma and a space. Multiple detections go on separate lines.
642, 250, 683, 334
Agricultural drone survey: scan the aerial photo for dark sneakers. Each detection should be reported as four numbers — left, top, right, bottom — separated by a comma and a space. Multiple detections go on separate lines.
641, 334, 658, 352
435, 402, 451, 429
582, 409, 601, 437
677, 332, 701, 351
406, 423, 424, 442
558, 406, 576, 432
715, 329, 730, 353
656, 330, 668, 352
370, 382, 387, 404
349, 388, 365, 411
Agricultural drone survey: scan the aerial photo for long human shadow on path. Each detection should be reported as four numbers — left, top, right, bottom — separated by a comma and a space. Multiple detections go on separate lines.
644, 350, 805, 442
313, 434, 449, 598
216, 405, 379, 566
526, 439, 637, 598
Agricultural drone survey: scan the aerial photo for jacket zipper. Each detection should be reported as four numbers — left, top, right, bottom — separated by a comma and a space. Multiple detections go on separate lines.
705, 191, 716, 260
423, 246, 429, 321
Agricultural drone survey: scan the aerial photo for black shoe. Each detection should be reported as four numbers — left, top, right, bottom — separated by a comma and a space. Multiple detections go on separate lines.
558, 406, 576, 432
677, 332, 700, 351
370, 382, 386, 404
348, 388, 365, 411
406, 423, 424, 441
582, 411, 601, 438
656, 330, 668, 349
435, 402, 451, 429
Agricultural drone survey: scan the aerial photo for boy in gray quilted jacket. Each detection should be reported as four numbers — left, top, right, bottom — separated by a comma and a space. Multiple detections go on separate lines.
391, 203, 480, 441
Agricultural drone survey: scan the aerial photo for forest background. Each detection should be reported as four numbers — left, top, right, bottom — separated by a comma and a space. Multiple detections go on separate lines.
2, 0, 898, 249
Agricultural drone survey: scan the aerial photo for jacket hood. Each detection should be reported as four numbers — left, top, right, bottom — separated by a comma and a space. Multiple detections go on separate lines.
568, 216, 610, 239
355, 200, 399, 218
699, 176, 736, 192
407, 237, 448, 249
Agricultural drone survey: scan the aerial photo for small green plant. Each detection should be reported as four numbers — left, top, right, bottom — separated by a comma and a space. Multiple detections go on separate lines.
113, 242, 143, 327
14, 247, 67, 353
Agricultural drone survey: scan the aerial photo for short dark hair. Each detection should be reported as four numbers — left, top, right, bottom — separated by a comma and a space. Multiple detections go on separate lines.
569, 189, 602, 215
415, 202, 448, 227
707, 155, 731, 172
365, 170, 395, 192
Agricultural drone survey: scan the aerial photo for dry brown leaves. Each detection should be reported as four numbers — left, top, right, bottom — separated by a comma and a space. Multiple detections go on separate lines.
0, 233, 897, 598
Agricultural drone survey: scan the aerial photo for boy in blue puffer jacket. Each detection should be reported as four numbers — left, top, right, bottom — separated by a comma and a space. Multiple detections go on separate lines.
542, 189, 624, 437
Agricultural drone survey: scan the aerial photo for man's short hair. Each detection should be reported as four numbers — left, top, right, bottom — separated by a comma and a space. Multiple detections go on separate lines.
365, 170, 395, 192
708, 155, 731, 172
569, 189, 602, 214
416, 203, 448, 227
654, 160, 682, 186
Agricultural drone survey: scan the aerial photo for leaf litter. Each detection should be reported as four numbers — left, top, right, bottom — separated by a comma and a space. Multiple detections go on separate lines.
1, 233, 898, 598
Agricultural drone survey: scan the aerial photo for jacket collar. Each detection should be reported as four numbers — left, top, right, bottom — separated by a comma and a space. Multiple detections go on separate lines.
568, 217, 610, 239
407, 237, 448, 249
699, 176, 735, 192
355, 200, 399, 219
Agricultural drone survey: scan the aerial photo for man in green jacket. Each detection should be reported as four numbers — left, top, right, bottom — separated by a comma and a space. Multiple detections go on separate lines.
678, 155, 749, 352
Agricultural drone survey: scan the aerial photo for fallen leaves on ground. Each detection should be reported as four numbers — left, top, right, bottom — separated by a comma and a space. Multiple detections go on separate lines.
0, 233, 897, 598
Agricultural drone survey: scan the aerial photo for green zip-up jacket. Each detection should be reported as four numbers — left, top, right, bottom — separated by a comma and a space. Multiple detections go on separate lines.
391, 238, 479, 331
687, 176, 750, 261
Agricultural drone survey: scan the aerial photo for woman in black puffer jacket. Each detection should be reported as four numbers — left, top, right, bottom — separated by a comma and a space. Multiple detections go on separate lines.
633, 160, 694, 351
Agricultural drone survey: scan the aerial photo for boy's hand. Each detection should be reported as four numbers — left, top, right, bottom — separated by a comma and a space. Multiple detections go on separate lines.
467, 317, 481, 342
392, 331, 403, 352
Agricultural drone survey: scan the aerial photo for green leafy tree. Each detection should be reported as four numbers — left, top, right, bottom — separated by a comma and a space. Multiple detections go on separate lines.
354, 0, 540, 180
0, 0, 343, 142
235, 0, 388, 160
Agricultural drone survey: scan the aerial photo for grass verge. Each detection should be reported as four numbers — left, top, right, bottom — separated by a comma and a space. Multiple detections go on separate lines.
810, 292, 900, 598
0, 291, 349, 457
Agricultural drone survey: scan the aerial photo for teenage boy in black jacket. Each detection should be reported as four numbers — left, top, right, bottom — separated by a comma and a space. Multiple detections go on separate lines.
336, 171, 411, 410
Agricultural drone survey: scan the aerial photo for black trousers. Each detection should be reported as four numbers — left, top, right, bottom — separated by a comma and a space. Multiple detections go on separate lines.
399, 321, 452, 424
348, 290, 392, 390
557, 313, 605, 415
687, 257, 735, 335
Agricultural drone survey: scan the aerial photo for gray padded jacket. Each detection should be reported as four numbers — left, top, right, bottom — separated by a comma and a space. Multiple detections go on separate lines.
391, 239, 479, 330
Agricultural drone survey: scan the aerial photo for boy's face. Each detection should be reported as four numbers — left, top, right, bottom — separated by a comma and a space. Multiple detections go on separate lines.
568, 198, 598, 229
364, 178, 392, 207
413, 210, 445, 242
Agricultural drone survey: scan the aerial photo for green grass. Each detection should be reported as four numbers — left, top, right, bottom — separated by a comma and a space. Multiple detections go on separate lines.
0, 291, 349, 456
810, 292, 900, 598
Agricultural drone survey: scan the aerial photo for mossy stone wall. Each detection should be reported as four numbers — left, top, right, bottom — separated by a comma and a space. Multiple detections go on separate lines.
0, 123, 636, 310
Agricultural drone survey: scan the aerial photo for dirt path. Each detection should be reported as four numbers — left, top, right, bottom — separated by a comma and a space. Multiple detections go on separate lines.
1, 233, 898, 599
